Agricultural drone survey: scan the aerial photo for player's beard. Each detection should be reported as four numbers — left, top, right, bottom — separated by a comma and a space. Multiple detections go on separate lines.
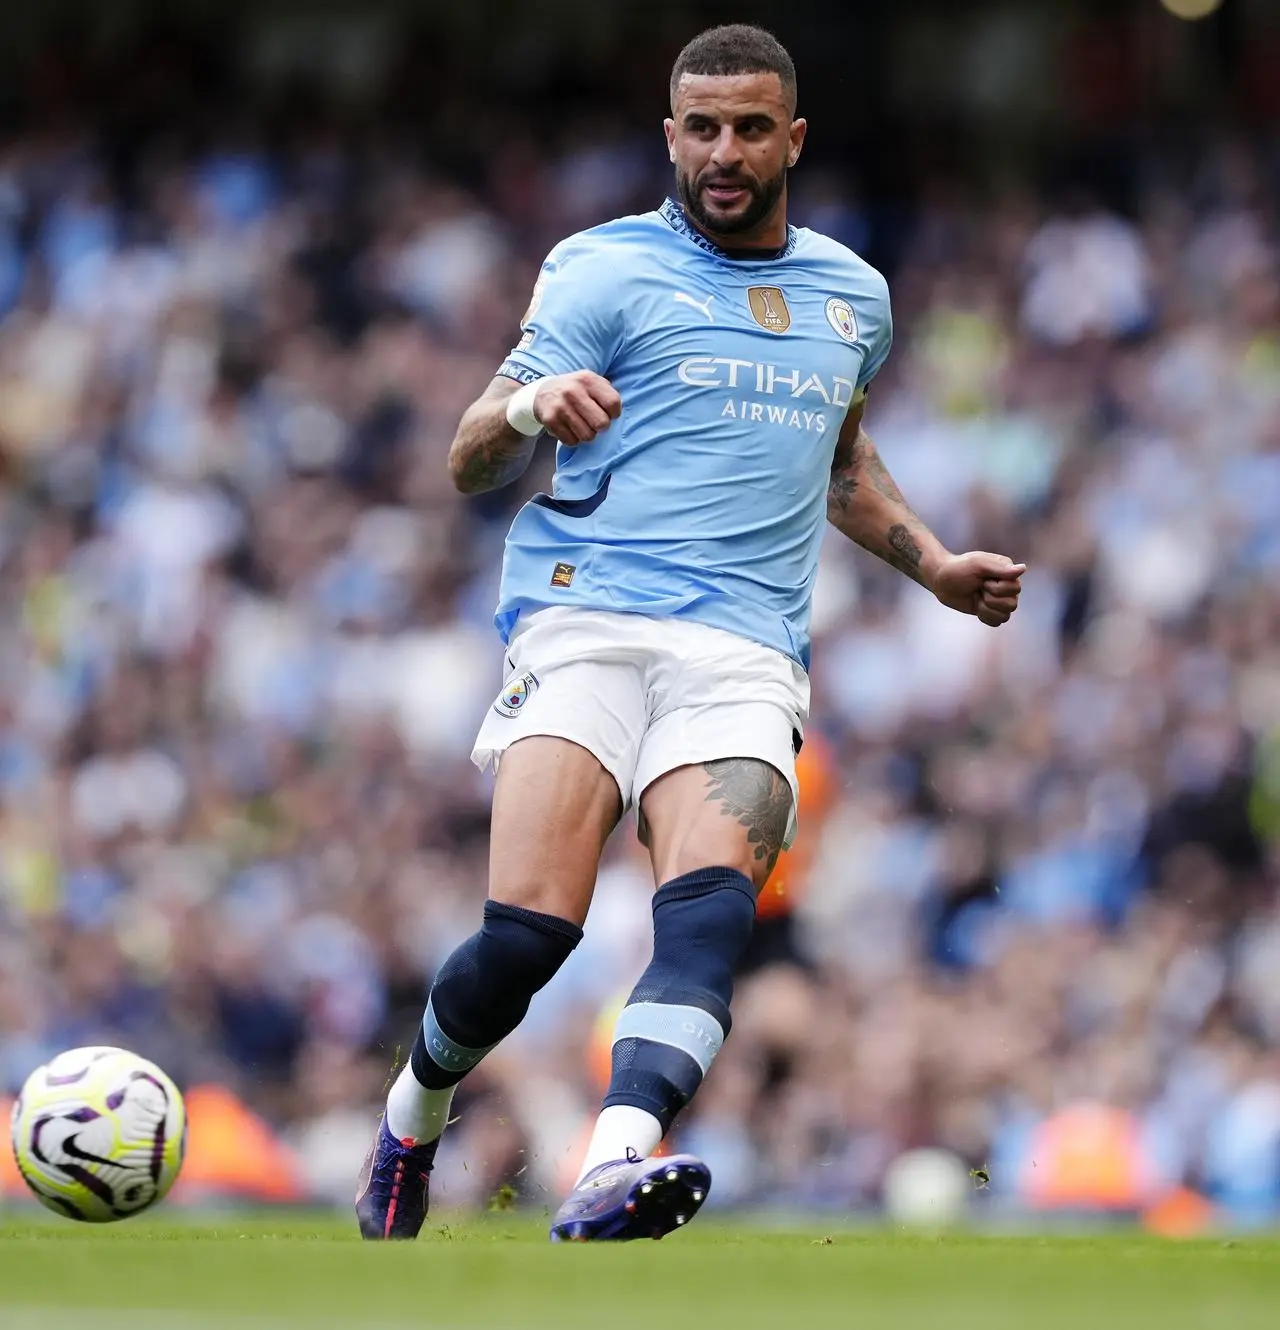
676, 163, 787, 239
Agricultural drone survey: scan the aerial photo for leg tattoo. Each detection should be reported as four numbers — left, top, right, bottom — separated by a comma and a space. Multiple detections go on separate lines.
701, 758, 792, 876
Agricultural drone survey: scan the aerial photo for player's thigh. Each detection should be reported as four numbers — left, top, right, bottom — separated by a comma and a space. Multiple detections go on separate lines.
636, 702, 800, 893
489, 735, 622, 926
472, 617, 647, 923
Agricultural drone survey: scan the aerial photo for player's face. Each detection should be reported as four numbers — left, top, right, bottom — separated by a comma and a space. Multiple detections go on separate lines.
665, 72, 806, 241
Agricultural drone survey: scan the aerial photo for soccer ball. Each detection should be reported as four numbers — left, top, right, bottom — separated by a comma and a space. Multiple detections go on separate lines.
10, 1046, 187, 1222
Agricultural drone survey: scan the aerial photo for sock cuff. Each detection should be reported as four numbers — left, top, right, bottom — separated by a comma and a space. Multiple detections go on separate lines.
602, 1077, 689, 1133
423, 994, 494, 1058
483, 898, 584, 946
653, 866, 757, 911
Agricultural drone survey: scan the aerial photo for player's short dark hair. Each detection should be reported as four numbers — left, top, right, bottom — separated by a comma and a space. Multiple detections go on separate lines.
669, 24, 797, 114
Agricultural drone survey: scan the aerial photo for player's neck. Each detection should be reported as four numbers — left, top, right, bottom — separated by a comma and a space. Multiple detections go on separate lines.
681, 200, 790, 258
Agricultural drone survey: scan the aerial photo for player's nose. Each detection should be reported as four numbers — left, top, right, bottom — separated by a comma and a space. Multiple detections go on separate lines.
709, 126, 745, 168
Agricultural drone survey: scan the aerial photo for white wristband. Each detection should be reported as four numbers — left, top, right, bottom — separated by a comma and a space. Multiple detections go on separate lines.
505, 381, 544, 437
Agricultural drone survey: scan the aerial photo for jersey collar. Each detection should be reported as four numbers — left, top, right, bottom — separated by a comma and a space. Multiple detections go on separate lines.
659, 197, 797, 262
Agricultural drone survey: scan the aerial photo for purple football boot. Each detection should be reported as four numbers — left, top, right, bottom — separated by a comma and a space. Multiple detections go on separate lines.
550, 1150, 711, 1242
355, 1115, 434, 1240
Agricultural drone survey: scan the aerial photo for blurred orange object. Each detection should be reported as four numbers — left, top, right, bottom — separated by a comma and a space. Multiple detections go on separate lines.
0, 1098, 23, 1195
1022, 1102, 1151, 1210
757, 730, 839, 919
168, 1083, 306, 1204
587, 991, 629, 1094
1142, 1186, 1217, 1238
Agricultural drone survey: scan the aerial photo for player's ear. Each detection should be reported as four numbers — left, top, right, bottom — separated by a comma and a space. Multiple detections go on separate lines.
663, 118, 677, 162
787, 118, 807, 169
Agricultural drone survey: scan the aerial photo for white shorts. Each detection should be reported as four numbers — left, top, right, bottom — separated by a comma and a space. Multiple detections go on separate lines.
470, 607, 811, 848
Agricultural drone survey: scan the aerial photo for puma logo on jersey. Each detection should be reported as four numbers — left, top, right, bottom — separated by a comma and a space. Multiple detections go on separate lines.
673, 291, 715, 322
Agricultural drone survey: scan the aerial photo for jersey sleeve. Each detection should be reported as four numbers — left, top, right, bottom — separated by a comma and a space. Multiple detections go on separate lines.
496, 237, 624, 385
856, 271, 893, 394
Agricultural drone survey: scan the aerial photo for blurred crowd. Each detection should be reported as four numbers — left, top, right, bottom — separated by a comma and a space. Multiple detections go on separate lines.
0, 38, 1279, 1227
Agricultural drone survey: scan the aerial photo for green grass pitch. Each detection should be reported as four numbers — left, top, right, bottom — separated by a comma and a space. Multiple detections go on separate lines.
1, 1212, 1278, 1330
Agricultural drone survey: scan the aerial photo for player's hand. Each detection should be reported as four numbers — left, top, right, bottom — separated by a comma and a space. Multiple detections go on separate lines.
930, 552, 1026, 627
533, 371, 622, 445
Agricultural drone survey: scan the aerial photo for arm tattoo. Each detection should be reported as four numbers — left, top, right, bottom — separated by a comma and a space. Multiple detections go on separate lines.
453, 434, 536, 493
826, 429, 865, 515
702, 757, 793, 877
828, 430, 933, 586
864, 445, 910, 507
450, 380, 538, 494
828, 472, 856, 512
887, 524, 925, 581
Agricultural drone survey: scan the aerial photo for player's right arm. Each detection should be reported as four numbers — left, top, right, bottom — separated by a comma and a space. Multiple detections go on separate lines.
448, 235, 625, 495
447, 371, 623, 495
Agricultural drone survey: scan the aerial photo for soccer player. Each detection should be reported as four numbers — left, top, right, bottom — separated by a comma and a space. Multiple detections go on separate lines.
357, 23, 1025, 1242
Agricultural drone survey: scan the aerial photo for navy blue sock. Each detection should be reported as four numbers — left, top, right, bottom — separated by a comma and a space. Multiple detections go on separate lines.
409, 900, 582, 1090
603, 867, 757, 1131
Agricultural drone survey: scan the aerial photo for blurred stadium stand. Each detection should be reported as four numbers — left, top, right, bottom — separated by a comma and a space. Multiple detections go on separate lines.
1, 0, 1279, 1228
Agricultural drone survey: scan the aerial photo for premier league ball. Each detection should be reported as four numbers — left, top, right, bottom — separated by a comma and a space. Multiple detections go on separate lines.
10, 1046, 187, 1222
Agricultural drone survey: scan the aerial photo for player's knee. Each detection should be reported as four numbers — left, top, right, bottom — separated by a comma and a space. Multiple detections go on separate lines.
489, 875, 595, 925
675, 844, 773, 893
635, 866, 758, 1018
644, 757, 794, 893
429, 900, 583, 1048
656, 835, 775, 894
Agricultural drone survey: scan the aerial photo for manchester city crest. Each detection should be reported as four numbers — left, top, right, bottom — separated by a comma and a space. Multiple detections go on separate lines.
825, 296, 859, 344
492, 670, 540, 719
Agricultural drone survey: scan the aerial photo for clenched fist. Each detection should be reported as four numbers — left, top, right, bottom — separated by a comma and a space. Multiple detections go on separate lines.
931, 552, 1027, 627
532, 371, 623, 445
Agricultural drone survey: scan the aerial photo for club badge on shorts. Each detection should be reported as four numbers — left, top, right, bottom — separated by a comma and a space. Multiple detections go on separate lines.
492, 671, 540, 719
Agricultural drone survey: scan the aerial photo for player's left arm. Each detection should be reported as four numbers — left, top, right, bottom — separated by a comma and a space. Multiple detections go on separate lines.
826, 402, 1026, 626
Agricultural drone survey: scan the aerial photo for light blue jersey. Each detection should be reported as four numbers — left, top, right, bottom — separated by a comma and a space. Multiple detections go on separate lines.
494, 198, 892, 669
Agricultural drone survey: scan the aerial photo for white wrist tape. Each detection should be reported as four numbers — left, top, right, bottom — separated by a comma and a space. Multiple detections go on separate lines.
505, 381, 544, 437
